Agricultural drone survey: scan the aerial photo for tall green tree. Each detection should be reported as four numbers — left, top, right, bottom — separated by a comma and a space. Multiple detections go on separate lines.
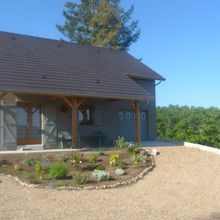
156, 105, 220, 149
57, 0, 140, 51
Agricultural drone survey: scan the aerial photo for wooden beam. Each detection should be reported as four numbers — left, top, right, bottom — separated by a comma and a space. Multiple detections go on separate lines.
49, 96, 61, 100
134, 101, 140, 143
76, 97, 86, 108
61, 96, 74, 109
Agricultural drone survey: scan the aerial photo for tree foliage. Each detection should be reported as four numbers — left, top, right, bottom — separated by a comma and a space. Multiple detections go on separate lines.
57, 0, 140, 51
156, 105, 220, 149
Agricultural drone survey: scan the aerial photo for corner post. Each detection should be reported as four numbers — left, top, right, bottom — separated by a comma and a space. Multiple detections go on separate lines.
71, 97, 78, 148
134, 100, 140, 143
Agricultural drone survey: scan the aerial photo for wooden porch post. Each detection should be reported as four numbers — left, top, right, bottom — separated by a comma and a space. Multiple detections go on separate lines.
71, 98, 78, 148
134, 101, 140, 143
60, 96, 85, 148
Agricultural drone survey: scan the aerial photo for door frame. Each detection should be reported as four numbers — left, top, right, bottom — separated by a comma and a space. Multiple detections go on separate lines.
16, 103, 42, 145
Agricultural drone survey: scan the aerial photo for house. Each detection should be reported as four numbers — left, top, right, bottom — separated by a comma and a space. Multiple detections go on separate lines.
0, 31, 165, 151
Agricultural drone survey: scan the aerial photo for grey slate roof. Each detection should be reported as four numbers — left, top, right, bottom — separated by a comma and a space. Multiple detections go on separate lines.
0, 31, 165, 100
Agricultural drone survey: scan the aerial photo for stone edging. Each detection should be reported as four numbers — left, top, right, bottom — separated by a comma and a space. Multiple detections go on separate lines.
0, 158, 155, 190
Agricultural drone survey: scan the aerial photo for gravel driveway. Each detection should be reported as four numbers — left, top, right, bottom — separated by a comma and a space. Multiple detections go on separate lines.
0, 147, 220, 220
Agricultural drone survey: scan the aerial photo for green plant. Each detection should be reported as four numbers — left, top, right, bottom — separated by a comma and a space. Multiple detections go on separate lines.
96, 164, 105, 170
23, 157, 35, 166
14, 164, 22, 171
35, 161, 44, 178
92, 170, 110, 181
49, 163, 68, 179
116, 162, 125, 169
96, 147, 104, 156
130, 154, 141, 167
70, 153, 83, 169
109, 152, 119, 166
87, 154, 98, 164
126, 145, 135, 155
115, 136, 126, 149
73, 173, 87, 185
22, 171, 33, 180
125, 142, 141, 155
133, 143, 142, 153
61, 154, 69, 163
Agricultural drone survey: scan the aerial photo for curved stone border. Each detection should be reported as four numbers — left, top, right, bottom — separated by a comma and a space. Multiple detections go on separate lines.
0, 158, 155, 191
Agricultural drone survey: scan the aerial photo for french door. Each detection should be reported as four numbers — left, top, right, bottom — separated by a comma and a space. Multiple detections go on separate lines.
17, 104, 41, 145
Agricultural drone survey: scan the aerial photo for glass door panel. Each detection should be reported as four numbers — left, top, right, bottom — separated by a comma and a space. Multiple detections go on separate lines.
17, 104, 41, 145
17, 107, 28, 138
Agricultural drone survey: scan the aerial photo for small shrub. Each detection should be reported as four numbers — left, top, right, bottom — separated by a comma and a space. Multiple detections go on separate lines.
125, 142, 142, 155
96, 147, 104, 156
133, 143, 142, 154
40, 160, 51, 172
87, 154, 98, 164
14, 164, 22, 171
115, 136, 126, 149
116, 162, 125, 169
70, 153, 83, 169
130, 154, 141, 167
115, 168, 125, 176
22, 171, 33, 180
92, 170, 110, 181
49, 163, 68, 179
60, 154, 69, 163
109, 152, 119, 166
35, 161, 44, 178
73, 173, 87, 185
23, 157, 35, 166
40, 156, 51, 171
126, 145, 135, 155
96, 164, 105, 170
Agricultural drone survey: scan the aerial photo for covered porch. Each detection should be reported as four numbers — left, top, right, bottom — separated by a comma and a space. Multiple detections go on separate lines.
0, 92, 142, 151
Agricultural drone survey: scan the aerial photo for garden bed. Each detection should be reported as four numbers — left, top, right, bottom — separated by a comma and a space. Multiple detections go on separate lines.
0, 146, 155, 190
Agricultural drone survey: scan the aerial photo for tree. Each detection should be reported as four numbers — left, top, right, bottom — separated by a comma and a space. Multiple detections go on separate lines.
156, 105, 220, 149
57, 0, 140, 51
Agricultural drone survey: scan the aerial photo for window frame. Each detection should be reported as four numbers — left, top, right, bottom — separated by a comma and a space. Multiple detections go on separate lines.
78, 105, 95, 126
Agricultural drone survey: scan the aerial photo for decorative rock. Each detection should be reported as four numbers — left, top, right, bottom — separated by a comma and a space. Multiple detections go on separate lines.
149, 149, 158, 156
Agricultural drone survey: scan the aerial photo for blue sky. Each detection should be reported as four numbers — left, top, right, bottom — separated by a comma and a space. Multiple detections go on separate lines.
0, 0, 220, 108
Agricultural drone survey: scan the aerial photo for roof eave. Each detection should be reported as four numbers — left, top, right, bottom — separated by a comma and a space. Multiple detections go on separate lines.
0, 89, 153, 102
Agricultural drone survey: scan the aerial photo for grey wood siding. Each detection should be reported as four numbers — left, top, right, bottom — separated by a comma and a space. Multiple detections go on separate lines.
42, 104, 57, 148
0, 102, 17, 150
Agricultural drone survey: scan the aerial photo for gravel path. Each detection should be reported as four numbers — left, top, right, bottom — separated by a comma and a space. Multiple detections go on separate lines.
0, 147, 220, 220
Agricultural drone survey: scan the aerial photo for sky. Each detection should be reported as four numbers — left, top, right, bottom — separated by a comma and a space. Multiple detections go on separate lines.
0, 0, 220, 108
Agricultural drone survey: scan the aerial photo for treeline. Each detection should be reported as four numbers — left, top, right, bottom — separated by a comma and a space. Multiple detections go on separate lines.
156, 105, 220, 148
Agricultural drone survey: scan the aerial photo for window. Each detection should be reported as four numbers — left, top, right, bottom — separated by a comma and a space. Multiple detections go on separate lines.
141, 113, 146, 120
78, 106, 94, 125
119, 112, 123, 119
126, 112, 131, 119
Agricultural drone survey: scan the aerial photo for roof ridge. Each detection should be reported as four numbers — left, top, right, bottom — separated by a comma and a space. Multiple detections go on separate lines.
0, 30, 123, 53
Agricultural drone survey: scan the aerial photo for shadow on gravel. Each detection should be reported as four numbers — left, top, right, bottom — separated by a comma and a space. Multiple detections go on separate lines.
195, 212, 220, 220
